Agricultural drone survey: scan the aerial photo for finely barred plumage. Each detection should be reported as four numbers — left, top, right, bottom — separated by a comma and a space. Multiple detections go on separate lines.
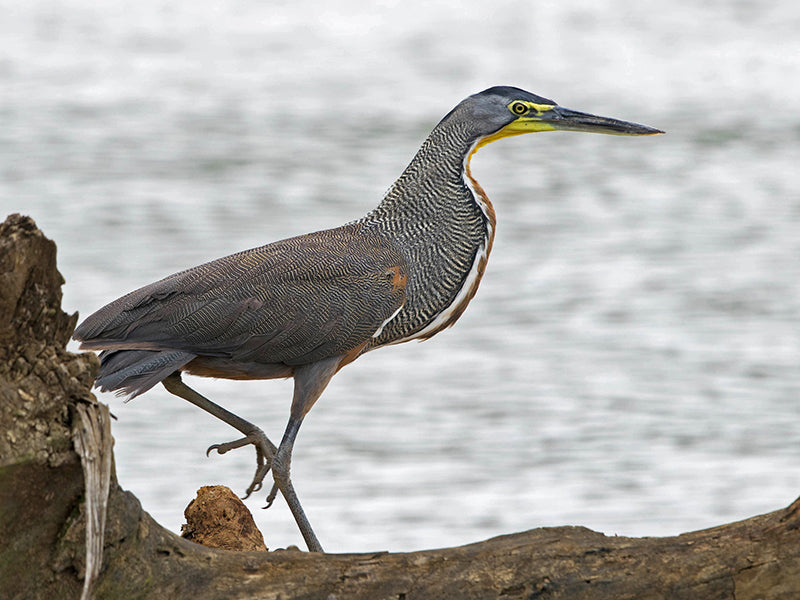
73, 86, 661, 552
363, 111, 495, 347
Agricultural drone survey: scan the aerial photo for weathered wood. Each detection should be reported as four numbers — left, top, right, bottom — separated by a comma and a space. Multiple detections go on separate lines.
2, 213, 799, 600
72, 400, 113, 600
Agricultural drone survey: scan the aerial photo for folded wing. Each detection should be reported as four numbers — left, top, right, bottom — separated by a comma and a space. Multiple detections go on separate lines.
74, 223, 407, 383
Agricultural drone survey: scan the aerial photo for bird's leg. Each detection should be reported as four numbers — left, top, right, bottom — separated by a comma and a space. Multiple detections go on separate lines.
268, 356, 342, 553
162, 372, 277, 498
271, 416, 321, 551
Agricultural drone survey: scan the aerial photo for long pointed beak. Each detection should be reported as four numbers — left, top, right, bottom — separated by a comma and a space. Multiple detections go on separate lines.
539, 106, 664, 135
506, 105, 664, 136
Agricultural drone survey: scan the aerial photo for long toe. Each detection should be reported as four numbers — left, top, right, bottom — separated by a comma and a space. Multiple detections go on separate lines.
243, 461, 273, 499
264, 482, 280, 508
203, 429, 278, 498
206, 430, 277, 458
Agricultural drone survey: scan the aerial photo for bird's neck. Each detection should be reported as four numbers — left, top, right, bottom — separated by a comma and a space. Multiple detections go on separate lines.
372, 122, 493, 219
362, 120, 497, 345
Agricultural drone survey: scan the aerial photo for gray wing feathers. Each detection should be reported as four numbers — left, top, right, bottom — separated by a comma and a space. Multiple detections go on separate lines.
75, 223, 407, 367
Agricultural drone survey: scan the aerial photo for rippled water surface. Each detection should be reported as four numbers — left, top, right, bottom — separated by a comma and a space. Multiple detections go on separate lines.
4, 0, 800, 552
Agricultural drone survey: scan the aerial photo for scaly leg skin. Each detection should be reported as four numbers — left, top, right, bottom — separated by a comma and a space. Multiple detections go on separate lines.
271, 416, 323, 552
162, 372, 279, 498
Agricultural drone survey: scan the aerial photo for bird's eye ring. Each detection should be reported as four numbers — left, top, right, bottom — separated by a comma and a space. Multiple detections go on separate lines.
510, 101, 529, 115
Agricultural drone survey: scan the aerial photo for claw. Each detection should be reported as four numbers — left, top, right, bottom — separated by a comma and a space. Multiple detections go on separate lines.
206, 436, 258, 457
202, 429, 278, 500
243, 463, 271, 499
264, 482, 280, 509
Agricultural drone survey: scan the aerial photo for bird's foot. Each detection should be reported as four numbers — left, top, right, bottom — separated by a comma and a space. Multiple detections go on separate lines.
263, 445, 289, 508
205, 429, 278, 499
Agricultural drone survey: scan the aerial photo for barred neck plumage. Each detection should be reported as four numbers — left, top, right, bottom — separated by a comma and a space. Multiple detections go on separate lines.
361, 110, 497, 348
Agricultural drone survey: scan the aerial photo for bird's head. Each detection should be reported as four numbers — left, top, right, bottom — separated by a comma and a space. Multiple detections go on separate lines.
456, 86, 663, 150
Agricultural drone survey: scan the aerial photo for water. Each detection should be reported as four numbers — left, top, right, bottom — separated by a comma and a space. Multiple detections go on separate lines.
3, 0, 800, 553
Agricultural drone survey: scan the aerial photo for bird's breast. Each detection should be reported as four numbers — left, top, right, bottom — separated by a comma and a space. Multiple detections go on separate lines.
368, 163, 497, 348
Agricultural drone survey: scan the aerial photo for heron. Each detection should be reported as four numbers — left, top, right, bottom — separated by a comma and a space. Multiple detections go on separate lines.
74, 86, 662, 552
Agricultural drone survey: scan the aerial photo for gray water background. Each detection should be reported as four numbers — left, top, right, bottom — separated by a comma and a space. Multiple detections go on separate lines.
4, 0, 800, 552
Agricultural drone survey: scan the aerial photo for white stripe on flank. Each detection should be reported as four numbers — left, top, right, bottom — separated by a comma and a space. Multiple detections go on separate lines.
372, 304, 404, 338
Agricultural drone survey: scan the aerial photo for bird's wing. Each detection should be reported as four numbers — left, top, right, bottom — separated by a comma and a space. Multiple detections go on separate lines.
74, 223, 407, 366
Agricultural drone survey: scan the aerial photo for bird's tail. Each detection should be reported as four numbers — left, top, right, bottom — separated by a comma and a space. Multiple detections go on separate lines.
96, 349, 196, 399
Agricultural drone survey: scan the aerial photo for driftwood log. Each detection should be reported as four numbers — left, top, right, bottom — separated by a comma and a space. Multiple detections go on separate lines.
1, 212, 799, 600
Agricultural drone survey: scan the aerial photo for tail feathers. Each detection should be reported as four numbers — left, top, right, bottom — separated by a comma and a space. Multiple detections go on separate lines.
96, 349, 196, 398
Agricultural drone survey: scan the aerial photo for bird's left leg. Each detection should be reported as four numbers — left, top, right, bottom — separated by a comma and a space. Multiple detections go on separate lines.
267, 356, 342, 553
162, 372, 277, 497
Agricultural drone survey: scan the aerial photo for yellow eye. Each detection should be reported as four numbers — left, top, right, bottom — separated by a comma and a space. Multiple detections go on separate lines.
509, 101, 529, 115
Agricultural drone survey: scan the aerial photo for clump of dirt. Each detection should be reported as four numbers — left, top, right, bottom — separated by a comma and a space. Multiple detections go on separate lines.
182, 485, 268, 551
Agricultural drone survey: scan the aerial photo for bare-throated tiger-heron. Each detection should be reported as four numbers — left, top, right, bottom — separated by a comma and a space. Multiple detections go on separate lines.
74, 86, 662, 552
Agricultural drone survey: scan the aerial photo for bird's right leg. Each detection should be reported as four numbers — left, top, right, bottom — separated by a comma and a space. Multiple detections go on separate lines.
162, 372, 277, 497
266, 356, 343, 553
